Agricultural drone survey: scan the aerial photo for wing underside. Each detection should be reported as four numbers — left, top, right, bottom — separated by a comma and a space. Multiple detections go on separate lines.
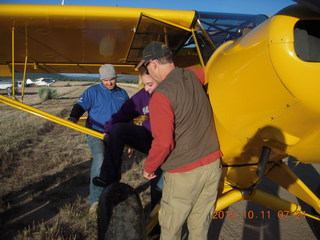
0, 4, 196, 75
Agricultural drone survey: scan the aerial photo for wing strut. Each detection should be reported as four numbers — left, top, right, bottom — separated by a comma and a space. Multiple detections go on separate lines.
11, 27, 16, 98
0, 94, 104, 139
191, 29, 205, 68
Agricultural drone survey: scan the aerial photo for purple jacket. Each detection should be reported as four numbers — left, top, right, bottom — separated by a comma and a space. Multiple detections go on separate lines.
104, 88, 151, 133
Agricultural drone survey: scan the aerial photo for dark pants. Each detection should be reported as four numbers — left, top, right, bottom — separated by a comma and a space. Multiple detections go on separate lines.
100, 122, 162, 207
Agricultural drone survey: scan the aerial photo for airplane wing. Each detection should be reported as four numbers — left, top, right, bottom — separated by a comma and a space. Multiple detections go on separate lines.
0, 4, 196, 75
0, 4, 268, 76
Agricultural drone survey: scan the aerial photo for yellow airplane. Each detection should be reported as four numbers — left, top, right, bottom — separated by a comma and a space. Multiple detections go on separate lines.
0, 1, 319, 239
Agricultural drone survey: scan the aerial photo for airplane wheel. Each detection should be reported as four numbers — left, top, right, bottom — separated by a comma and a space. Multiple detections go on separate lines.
97, 182, 146, 240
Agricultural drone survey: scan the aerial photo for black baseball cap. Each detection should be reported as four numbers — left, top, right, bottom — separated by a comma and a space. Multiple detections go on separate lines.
137, 41, 172, 69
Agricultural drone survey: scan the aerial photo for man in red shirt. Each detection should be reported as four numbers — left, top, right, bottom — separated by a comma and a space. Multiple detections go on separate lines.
139, 42, 222, 239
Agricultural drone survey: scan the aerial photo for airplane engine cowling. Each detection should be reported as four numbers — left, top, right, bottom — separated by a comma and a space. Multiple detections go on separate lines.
206, 5, 320, 166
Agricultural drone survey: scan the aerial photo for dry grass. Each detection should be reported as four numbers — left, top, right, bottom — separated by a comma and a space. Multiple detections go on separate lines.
0, 82, 150, 240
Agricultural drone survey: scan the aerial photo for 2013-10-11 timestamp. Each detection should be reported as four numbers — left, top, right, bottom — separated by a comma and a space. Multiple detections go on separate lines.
212, 210, 306, 220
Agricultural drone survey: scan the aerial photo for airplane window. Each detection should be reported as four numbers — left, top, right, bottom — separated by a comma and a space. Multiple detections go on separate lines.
128, 14, 194, 68
294, 20, 320, 62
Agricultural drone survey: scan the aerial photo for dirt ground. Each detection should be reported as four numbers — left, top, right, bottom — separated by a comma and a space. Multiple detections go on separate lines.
0, 81, 149, 239
0, 81, 319, 240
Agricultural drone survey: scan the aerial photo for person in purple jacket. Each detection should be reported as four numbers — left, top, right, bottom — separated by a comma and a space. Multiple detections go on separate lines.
93, 70, 162, 207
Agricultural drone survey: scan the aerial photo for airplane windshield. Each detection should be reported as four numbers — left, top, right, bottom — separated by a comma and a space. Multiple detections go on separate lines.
183, 12, 268, 65
198, 12, 268, 47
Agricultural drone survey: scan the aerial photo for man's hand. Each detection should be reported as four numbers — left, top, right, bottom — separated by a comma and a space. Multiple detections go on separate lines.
67, 116, 78, 123
143, 169, 157, 180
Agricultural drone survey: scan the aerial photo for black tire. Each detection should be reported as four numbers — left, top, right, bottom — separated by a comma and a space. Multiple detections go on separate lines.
98, 182, 146, 240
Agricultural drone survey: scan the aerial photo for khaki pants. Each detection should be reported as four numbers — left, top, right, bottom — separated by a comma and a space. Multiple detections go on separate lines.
159, 159, 222, 240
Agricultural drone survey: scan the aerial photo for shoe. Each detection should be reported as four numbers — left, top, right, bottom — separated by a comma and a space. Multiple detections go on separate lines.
89, 202, 99, 216
92, 176, 113, 187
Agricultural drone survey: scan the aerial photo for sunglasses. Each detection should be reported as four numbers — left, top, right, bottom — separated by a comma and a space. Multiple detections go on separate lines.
144, 60, 151, 68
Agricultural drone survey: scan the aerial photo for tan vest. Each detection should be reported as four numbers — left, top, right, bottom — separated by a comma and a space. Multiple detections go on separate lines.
154, 67, 220, 171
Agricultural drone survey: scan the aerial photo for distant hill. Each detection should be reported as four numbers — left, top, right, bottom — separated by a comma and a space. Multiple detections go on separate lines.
0, 73, 139, 83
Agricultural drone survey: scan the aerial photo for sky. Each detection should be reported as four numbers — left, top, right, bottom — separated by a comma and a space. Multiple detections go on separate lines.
0, 0, 297, 15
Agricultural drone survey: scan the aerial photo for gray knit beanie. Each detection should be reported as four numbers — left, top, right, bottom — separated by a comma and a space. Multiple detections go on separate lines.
99, 64, 116, 80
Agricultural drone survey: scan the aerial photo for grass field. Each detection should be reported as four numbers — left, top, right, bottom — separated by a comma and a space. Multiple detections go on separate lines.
0, 82, 150, 240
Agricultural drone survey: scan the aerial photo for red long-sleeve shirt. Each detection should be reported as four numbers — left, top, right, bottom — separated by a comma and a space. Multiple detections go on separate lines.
144, 91, 222, 174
